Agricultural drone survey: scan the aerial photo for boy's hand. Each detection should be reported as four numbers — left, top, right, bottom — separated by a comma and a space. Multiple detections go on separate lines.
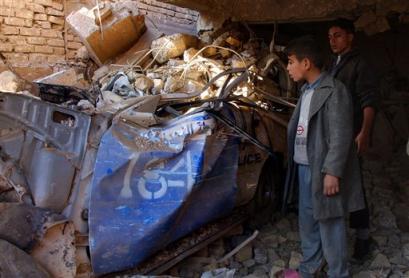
323, 174, 339, 196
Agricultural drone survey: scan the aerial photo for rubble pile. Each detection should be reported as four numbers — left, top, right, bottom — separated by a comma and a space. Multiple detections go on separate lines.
0, 25, 292, 119
1, 0, 294, 121
65, 28, 291, 115
66, 1, 146, 66
0, 12, 294, 277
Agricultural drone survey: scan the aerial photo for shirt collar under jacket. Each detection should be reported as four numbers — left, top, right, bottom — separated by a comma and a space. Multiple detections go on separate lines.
301, 73, 324, 92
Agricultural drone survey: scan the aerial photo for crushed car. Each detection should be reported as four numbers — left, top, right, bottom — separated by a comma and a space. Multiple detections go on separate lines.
0, 26, 295, 277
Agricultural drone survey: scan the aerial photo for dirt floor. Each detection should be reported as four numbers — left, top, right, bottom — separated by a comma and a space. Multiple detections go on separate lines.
170, 141, 409, 278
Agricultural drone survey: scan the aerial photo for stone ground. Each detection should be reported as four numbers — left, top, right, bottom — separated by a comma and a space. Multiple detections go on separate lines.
162, 143, 409, 278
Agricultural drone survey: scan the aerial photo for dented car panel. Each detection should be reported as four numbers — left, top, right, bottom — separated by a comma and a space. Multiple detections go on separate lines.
0, 79, 283, 276
89, 111, 240, 274
0, 93, 91, 212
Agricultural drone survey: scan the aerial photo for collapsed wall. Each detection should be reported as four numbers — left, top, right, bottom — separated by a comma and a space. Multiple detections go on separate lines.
2, 0, 408, 72
0, 0, 198, 75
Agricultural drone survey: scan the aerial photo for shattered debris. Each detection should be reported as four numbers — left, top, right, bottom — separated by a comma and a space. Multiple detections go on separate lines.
225, 36, 241, 48
34, 68, 89, 89
151, 33, 199, 64
133, 74, 154, 93
152, 79, 164, 95
75, 46, 90, 61
32, 13, 294, 116
31, 222, 76, 278
66, 2, 146, 65
183, 48, 199, 62
92, 65, 110, 83
104, 71, 140, 98
0, 71, 25, 93
201, 268, 235, 278
0, 14, 298, 278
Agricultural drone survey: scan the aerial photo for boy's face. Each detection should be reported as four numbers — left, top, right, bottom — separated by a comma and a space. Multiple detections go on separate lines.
328, 26, 353, 55
287, 54, 308, 82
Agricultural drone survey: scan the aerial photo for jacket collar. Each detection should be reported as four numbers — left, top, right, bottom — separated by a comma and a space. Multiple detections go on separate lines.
308, 73, 334, 120
301, 73, 324, 92
330, 48, 360, 76
338, 48, 360, 60
315, 72, 335, 89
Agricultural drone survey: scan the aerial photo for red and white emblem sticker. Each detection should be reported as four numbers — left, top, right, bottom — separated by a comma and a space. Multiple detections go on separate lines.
297, 125, 304, 135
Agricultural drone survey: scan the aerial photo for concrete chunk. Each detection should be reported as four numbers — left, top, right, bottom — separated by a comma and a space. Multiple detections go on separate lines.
151, 33, 198, 64
133, 75, 154, 92
67, 6, 146, 65
183, 47, 199, 62
0, 71, 24, 93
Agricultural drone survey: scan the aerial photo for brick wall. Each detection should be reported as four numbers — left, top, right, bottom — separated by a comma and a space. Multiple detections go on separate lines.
0, 0, 198, 70
0, 0, 69, 67
137, 0, 198, 26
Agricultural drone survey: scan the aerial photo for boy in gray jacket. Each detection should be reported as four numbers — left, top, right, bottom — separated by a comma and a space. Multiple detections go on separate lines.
283, 36, 365, 277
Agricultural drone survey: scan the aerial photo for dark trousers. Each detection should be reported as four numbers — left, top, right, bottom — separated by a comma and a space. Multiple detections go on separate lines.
349, 158, 370, 229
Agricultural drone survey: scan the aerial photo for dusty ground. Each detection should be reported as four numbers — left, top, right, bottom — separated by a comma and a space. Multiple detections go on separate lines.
169, 143, 409, 278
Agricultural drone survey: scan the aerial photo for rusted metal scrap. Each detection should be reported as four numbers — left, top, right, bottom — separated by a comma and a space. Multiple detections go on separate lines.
0, 203, 64, 250
31, 222, 76, 278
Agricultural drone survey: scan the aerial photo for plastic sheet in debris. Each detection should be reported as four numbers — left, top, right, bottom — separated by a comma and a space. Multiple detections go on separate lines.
89, 110, 240, 275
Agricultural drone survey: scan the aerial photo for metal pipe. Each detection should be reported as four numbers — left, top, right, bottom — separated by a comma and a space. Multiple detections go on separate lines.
217, 230, 259, 263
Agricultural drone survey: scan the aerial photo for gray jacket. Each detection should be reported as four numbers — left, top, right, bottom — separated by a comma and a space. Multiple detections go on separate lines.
283, 73, 365, 220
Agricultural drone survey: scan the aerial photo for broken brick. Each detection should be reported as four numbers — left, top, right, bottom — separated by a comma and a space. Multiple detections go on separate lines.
48, 15, 64, 25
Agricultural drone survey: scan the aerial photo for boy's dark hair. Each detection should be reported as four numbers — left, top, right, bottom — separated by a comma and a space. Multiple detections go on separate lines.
285, 36, 324, 69
330, 18, 355, 34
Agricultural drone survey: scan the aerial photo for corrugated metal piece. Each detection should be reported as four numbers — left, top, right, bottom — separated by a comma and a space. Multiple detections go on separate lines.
0, 93, 91, 212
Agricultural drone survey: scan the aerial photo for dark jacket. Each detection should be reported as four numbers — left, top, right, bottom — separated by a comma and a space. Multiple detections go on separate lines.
328, 49, 378, 135
283, 73, 365, 220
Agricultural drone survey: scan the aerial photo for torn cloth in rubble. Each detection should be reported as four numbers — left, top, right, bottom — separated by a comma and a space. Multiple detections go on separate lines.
104, 72, 142, 98
89, 110, 240, 275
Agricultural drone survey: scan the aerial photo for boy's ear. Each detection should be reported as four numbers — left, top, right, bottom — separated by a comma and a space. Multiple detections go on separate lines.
302, 58, 311, 70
